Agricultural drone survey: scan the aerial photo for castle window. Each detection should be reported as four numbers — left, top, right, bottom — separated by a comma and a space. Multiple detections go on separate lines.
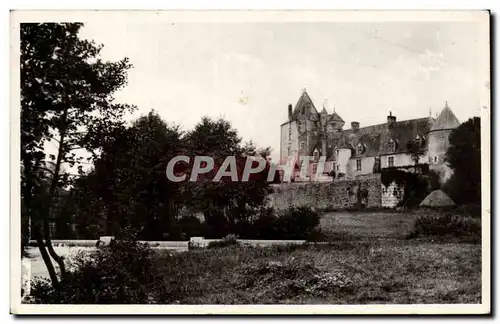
356, 159, 362, 171
434, 156, 438, 164
313, 149, 320, 161
388, 139, 396, 153
356, 143, 364, 155
415, 135, 422, 147
312, 163, 318, 174
336, 149, 339, 156
336, 164, 339, 171
388, 156, 394, 168
300, 141, 305, 150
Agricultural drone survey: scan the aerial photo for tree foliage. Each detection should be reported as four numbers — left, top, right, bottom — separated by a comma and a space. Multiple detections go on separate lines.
444, 117, 481, 203
21, 23, 135, 286
180, 117, 274, 233
62, 114, 275, 241
406, 139, 425, 166
87, 111, 183, 239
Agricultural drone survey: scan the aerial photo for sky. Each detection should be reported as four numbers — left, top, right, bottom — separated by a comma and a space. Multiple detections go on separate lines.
79, 19, 485, 162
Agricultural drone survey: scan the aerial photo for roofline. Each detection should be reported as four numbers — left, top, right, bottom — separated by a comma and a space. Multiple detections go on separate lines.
348, 116, 432, 132
428, 127, 457, 133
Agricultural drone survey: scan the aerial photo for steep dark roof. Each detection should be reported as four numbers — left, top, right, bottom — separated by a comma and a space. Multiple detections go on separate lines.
332, 117, 434, 158
292, 91, 318, 118
430, 104, 460, 131
329, 111, 345, 123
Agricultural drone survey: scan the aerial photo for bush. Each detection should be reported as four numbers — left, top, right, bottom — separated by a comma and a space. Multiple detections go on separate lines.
180, 206, 321, 241
251, 206, 320, 240
207, 234, 240, 249
278, 206, 321, 239
166, 216, 208, 240
407, 212, 481, 241
27, 227, 162, 304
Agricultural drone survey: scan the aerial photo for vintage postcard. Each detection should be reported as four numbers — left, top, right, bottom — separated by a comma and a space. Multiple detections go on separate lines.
10, 10, 490, 315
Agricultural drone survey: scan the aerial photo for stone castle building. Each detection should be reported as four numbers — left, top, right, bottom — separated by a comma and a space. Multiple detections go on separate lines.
279, 90, 461, 183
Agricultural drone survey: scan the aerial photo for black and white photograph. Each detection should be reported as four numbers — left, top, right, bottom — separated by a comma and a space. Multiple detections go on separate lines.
10, 10, 490, 315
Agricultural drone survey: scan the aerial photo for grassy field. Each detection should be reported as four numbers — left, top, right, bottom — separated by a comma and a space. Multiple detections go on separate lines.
319, 210, 420, 240
149, 210, 481, 304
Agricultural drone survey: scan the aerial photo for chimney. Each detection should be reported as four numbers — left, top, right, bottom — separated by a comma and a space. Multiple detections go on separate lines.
387, 111, 396, 128
288, 104, 293, 120
351, 121, 360, 132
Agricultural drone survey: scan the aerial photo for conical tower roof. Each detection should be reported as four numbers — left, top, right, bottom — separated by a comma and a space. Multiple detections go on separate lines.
431, 102, 460, 131
292, 90, 317, 117
330, 111, 345, 123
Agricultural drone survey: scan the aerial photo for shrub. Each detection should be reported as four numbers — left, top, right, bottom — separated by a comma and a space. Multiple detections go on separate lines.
166, 215, 208, 240
407, 212, 481, 241
251, 206, 320, 240
175, 206, 322, 241
455, 203, 482, 218
277, 206, 320, 239
207, 234, 240, 249
27, 226, 162, 304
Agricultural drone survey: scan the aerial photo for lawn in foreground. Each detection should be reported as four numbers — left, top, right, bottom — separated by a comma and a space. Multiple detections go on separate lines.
151, 239, 481, 304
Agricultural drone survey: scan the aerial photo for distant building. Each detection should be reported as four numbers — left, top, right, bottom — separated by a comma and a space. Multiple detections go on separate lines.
279, 90, 460, 183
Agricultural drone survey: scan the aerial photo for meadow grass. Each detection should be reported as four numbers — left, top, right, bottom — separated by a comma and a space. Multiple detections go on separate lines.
148, 209, 481, 304
151, 238, 480, 304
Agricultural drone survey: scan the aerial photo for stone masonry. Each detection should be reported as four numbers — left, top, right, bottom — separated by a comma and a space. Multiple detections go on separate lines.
267, 174, 382, 211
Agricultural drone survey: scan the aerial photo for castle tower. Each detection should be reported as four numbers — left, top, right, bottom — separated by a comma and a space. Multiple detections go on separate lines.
334, 133, 352, 177
279, 90, 320, 164
427, 102, 460, 182
291, 90, 320, 157
327, 106, 345, 133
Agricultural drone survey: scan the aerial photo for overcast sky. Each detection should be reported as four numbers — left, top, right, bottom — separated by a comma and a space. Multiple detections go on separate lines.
79, 19, 484, 162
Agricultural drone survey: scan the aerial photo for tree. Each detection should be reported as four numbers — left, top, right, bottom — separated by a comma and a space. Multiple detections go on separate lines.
406, 139, 425, 169
21, 23, 135, 287
99, 111, 183, 239
180, 117, 273, 236
63, 111, 184, 240
444, 117, 481, 203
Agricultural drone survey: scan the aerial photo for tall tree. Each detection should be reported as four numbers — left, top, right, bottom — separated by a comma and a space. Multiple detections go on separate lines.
445, 117, 481, 203
94, 111, 183, 239
65, 111, 184, 240
181, 117, 273, 234
21, 23, 135, 287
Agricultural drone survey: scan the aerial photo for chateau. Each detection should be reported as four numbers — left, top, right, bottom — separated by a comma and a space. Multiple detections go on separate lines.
279, 90, 461, 183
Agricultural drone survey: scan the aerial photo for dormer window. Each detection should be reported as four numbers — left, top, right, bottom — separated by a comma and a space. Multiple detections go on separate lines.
414, 135, 422, 147
356, 143, 364, 155
388, 139, 396, 153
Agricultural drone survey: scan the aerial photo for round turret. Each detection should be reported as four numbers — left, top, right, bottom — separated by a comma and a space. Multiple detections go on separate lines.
427, 102, 460, 182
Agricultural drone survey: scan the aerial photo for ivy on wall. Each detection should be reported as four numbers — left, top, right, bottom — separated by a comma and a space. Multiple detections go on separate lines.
380, 169, 407, 187
380, 166, 432, 207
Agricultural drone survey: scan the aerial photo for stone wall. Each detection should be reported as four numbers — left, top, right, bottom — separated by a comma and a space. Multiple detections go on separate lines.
381, 181, 404, 208
268, 174, 382, 211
